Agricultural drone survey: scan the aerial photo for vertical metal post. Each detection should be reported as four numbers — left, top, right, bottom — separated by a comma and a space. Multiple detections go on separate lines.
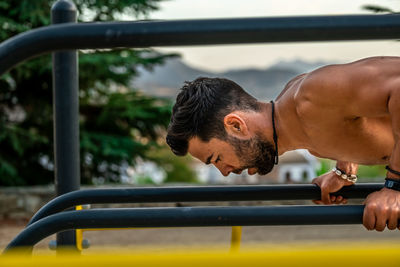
230, 226, 242, 252
51, 0, 80, 251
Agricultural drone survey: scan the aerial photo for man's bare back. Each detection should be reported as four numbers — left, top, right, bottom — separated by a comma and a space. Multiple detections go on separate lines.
278, 56, 399, 165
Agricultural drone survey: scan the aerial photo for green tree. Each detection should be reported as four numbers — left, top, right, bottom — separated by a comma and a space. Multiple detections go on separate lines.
0, 0, 192, 185
146, 147, 198, 183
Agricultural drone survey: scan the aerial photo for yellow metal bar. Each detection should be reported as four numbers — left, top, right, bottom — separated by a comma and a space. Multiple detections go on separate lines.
2, 244, 400, 267
75, 206, 83, 251
230, 226, 242, 252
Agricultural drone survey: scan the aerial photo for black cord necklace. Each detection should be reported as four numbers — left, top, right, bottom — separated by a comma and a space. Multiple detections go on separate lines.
270, 100, 279, 165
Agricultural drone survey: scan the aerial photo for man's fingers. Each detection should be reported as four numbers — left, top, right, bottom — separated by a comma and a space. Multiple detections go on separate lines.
387, 212, 398, 230
311, 177, 319, 185
363, 205, 376, 230
314, 197, 347, 205
312, 177, 329, 204
334, 195, 344, 204
331, 196, 347, 205
388, 208, 400, 230
321, 188, 331, 205
375, 217, 387, 232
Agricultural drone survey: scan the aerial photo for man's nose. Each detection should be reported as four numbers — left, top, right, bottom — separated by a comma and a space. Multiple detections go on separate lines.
215, 164, 233, 177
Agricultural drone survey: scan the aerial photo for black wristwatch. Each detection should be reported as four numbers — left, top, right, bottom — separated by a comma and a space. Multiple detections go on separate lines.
384, 178, 400, 191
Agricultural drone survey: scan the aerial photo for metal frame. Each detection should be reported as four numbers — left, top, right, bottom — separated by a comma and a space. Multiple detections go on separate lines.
28, 183, 382, 226
1, 0, 399, 254
51, 0, 80, 249
1, 14, 400, 75
3, 245, 400, 266
6, 205, 364, 252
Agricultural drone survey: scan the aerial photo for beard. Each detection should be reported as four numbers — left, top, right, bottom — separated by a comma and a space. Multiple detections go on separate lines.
227, 135, 276, 175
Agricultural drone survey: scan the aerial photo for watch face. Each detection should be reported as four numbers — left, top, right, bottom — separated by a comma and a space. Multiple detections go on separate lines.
387, 181, 394, 188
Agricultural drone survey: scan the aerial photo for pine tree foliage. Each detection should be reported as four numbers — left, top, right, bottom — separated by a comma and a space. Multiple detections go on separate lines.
0, 0, 192, 185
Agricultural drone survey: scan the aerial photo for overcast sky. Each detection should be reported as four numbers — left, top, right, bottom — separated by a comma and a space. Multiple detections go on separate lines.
146, 0, 400, 72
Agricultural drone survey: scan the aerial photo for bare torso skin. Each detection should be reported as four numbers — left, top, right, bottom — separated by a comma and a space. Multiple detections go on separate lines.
272, 56, 400, 231
184, 56, 400, 230
276, 56, 399, 166
185, 56, 400, 231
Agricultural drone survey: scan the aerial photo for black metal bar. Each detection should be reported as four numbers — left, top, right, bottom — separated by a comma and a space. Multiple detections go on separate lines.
51, 0, 80, 250
28, 184, 382, 225
6, 205, 365, 253
1, 14, 400, 75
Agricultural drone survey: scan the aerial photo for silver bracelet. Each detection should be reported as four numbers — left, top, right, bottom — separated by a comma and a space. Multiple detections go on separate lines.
332, 167, 357, 183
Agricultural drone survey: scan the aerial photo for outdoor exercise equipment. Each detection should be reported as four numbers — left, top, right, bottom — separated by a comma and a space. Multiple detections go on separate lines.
1, 0, 398, 255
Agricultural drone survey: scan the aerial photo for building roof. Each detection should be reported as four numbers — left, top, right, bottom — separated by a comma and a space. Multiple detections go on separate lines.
279, 150, 318, 165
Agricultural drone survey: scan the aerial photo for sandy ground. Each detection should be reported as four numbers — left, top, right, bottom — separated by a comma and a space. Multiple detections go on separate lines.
1, 218, 399, 254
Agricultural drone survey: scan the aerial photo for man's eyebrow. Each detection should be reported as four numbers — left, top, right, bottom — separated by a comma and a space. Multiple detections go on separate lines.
205, 154, 213, 165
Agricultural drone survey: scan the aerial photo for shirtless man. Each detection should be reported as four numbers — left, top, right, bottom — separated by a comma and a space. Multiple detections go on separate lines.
166, 56, 400, 231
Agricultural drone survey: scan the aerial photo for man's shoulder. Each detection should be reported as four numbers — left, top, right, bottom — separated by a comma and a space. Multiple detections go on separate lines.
294, 63, 355, 103
276, 73, 307, 101
298, 56, 400, 93
291, 56, 400, 119
290, 65, 352, 119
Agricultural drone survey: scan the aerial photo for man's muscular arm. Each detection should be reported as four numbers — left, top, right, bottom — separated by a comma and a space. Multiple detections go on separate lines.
362, 87, 400, 231
312, 161, 358, 204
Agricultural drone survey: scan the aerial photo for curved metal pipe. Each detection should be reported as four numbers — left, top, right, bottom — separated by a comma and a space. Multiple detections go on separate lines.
7, 205, 364, 253
1, 14, 400, 75
28, 184, 382, 226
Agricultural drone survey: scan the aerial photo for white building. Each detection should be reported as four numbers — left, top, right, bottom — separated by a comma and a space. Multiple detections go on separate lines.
194, 149, 320, 184
275, 149, 320, 183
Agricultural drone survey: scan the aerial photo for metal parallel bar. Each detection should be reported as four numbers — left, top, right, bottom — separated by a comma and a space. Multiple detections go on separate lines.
2, 247, 400, 266
6, 205, 365, 253
1, 14, 400, 75
51, 0, 80, 250
28, 184, 382, 226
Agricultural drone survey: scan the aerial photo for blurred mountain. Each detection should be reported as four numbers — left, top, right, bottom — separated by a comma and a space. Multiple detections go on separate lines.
268, 59, 328, 74
132, 58, 329, 100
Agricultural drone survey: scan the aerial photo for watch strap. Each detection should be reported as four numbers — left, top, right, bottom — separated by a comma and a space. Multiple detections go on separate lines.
384, 178, 400, 191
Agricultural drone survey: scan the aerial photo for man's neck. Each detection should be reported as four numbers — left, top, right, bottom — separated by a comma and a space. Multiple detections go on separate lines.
260, 100, 310, 155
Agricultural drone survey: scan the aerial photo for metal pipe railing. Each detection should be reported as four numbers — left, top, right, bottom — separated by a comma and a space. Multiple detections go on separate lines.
1, 14, 400, 75
6, 205, 365, 253
28, 184, 382, 226
51, 0, 80, 249
1, 6, 396, 253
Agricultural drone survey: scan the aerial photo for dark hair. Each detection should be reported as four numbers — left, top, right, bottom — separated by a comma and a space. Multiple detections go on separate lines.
166, 77, 260, 156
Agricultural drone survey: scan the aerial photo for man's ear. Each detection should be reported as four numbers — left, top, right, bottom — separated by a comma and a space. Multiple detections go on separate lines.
224, 113, 249, 138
